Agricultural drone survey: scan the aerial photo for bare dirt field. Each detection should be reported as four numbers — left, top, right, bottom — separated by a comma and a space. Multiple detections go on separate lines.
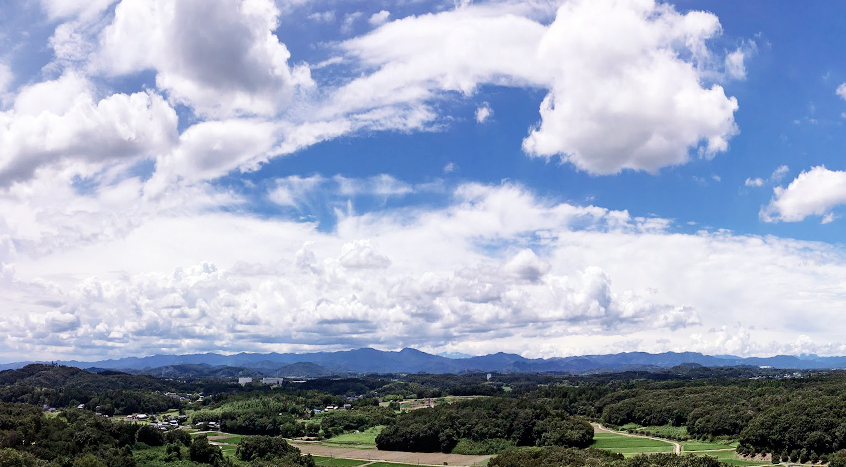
291, 442, 492, 466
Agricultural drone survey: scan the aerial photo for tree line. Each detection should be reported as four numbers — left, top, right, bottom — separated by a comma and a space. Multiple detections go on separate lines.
375, 397, 593, 453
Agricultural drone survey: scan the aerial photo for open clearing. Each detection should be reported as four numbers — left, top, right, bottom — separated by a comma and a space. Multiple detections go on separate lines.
323, 426, 384, 446
681, 440, 736, 451
592, 423, 765, 467
591, 433, 676, 454
591, 423, 679, 455
194, 424, 755, 467
293, 442, 491, 466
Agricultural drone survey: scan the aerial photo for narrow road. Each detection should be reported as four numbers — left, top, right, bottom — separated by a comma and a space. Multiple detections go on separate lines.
591, 423, 681, 455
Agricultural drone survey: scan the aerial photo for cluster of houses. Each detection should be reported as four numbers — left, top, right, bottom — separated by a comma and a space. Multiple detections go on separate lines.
125, 413, 189, 430
163, 391, 201, 402
194, 420, 220, 430
312, 403, 352, 414
237, 377, 286, 386
149, 416, 183, 431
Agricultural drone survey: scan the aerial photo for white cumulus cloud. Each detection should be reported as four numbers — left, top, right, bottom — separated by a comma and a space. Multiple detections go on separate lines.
95, 0, 314, 117
0, 73, 178, 186
337, 0, 741, 175
369, 10, 390, 27
761, 166, 846, 223
475, 102, 492, 123
523, 0, 739, 174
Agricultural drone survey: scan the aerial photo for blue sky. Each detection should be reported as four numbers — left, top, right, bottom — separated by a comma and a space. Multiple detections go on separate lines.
1, 0, 846, 362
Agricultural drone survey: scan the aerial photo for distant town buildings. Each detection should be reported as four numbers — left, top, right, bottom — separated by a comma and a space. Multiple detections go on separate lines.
261, 377, 284, 385
238, 377, 253, 385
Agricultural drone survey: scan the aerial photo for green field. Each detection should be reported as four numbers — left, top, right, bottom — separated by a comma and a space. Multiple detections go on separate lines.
190, 431, 226, 437
214, 435, 244, 444
635, 425, 689, 439
323, 426, 384, 446
682, 440, 736, 451
692, 449, 764, 466
591, 433, 675, 454
218, 444, 238, 457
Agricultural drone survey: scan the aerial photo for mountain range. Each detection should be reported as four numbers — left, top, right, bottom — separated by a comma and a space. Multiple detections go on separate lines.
3, 349, 846, 377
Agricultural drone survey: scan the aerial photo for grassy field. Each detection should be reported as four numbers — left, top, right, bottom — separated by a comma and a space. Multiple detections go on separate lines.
323, 426, 384, 446
635, 425, 689, 439
213, 435, 244, 444
591, 433, 675, 455
691, 449, 764, 466
219, 444, 238, 457
681, 440, 736, 451
190, 431, 226, 437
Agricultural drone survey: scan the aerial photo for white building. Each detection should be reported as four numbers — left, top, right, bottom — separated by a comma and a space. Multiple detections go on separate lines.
262, 377, 284, 385
238, 377, 253, 385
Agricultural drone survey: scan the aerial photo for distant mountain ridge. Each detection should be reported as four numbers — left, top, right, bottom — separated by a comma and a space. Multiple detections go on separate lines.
3, 349, 846, 375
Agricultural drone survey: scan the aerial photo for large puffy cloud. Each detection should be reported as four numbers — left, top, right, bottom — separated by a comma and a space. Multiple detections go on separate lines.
523, 0, 739, 173
95, 0, 314, 117
761, 166, 846, 223
0, 73, 178, 186
335, 0, 741, 174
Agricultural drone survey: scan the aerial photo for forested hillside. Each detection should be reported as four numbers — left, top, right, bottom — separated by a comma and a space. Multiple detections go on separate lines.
376, 397, 593, 453
1, 363, 846, 466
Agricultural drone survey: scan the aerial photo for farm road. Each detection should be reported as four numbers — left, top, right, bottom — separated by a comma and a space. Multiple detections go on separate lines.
592, 423, 681, 455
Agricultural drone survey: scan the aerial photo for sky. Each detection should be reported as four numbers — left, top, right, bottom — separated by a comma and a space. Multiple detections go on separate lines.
1, 0, 846, 362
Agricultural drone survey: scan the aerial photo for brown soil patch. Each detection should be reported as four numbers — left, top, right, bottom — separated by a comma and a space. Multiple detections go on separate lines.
291, 442, 491, 466
591, 423, 615, 434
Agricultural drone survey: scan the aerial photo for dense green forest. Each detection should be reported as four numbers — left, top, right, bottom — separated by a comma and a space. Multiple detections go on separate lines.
587, 373, 846, 458
376, 397, 593, 453
2, 363, 846, 466
489, 448, 727, 467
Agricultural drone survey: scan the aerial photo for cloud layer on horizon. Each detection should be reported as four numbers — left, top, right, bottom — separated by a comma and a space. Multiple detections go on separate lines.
1, 178, 846, 361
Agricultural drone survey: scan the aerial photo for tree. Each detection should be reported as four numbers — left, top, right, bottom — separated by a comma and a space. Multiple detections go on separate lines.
72, 454, 106, 467
190, 434, 223, 465
0, 448, 39, 467
237, 436, 298, 461
136, 425, 164, 446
